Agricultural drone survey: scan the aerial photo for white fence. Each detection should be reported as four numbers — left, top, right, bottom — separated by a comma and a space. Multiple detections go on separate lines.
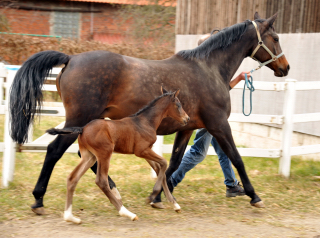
1, 64, 320, 188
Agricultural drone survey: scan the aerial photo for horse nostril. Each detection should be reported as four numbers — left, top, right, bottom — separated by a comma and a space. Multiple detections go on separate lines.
287, 65, 290, 71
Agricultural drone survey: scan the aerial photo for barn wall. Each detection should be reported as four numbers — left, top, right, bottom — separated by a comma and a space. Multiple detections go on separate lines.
176, 0, 320, 34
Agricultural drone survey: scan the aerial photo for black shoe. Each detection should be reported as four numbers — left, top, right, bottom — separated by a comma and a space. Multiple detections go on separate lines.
226, 182, 246, 197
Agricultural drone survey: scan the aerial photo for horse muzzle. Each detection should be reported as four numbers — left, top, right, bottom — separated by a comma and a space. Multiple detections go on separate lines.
274, 64, 290, 77
181, 116, 190, 126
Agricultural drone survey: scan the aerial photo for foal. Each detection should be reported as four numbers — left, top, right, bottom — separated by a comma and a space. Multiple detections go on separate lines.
47, 89, 189, 224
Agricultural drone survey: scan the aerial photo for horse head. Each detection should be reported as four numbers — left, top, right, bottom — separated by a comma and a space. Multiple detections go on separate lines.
161, 87, 190, 126
250, 12, 290, 77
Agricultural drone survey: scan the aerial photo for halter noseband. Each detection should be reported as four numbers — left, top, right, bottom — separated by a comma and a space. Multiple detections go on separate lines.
250, 21, 284, 73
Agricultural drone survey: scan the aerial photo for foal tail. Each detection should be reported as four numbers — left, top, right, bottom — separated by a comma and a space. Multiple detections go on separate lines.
46, 127, 83, 135
10, 51, 70, 144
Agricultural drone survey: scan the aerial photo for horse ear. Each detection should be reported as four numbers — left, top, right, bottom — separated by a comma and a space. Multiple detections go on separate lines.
265, 12, 278, 27
254, 12, 261, 20
161, 86, 169, 94
174, 89, 180, 98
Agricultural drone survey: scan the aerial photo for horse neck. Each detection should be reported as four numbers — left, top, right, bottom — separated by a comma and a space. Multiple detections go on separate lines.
137, 96, 170, 130
205, 28, 255, 83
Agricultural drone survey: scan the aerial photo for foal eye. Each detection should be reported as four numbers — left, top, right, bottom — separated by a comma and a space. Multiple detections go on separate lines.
274, 38, 279, 42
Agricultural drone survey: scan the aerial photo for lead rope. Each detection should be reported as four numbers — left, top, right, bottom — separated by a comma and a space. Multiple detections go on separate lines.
242, 70, 255, 116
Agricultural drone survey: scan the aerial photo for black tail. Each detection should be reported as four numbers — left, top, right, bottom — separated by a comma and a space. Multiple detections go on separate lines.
9, 51, 70, 144
46, 127, 83, 135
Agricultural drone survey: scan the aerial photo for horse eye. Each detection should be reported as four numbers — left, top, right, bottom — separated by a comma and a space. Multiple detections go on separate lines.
274, 38, 279, 42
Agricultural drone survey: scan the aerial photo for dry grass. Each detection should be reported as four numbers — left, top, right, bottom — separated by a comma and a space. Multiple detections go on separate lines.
0, 35, 174, 65
0, 115, 320, 226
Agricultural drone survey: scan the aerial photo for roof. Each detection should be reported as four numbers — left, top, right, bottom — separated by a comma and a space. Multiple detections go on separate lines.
63, 0, 176, 6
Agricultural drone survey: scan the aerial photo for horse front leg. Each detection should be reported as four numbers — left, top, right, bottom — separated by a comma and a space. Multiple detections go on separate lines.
205, 117, 265, 208
151, 130, 193, 208
31, 134, 78, 215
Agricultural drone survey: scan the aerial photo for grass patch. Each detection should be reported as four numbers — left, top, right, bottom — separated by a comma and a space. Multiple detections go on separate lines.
0, 115, 320, 224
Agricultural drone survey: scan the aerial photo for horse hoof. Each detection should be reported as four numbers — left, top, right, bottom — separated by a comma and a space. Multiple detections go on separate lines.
150, 202, 165, 209
251, 201, 265, 208
31, 207, 46, 215
175, 209, 181, 213
132, 216, 139, 221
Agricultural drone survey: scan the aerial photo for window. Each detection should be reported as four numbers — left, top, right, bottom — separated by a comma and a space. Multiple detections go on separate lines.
53, 12, 80, 38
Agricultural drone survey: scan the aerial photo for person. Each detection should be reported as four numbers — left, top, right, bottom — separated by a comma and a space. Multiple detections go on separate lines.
168, 71, 250, 196
152, 33, 251, 208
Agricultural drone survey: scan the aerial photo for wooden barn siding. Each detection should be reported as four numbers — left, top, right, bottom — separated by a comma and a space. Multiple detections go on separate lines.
176, 0, 320, 34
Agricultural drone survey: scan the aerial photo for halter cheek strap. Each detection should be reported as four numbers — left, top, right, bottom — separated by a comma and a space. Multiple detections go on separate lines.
250, 21, 284, 73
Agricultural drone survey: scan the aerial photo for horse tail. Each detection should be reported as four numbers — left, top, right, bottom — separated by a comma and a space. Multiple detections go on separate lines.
46, 127, 83, 135
10, 51, 70, 144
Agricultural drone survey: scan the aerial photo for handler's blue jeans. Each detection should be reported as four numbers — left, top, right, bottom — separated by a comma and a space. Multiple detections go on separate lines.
170, 128, 239, 188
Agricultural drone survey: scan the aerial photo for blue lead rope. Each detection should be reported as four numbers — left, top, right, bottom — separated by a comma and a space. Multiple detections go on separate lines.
242, 72, 255, 116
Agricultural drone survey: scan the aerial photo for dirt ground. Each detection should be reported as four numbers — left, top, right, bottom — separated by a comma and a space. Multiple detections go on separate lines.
1, 210, 319, 238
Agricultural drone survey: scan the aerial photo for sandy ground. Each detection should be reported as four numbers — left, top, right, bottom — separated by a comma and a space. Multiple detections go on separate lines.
1, 211, 319, 238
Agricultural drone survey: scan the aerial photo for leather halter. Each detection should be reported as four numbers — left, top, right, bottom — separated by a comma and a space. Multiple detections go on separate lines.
250, 21, 284, 72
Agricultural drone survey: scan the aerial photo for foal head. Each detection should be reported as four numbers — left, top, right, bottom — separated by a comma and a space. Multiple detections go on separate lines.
162, 87, 190, 126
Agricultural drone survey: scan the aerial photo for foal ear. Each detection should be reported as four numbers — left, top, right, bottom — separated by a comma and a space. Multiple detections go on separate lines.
161, 86, 169, 94
174, 89, 180, 98
265, 12, 278, 27
254, 12, 261, 20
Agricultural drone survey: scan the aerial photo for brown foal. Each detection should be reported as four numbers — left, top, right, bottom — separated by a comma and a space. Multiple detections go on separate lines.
47, 88, 189, 224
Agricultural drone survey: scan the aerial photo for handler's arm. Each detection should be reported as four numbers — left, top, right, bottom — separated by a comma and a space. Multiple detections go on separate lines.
229, 71, 251, 90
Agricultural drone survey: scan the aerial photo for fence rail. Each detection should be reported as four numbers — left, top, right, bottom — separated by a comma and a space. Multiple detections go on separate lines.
1, 64, 320, 187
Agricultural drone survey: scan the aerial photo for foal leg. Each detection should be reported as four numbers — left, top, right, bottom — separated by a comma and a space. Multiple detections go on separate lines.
31, 134, 78, 215
95, 151, 138, 221
64, 149, 97, 224
78, 151, 121, 199
139, 149, 181, 212
205, 116, 264, 208
152, 130, 193, 207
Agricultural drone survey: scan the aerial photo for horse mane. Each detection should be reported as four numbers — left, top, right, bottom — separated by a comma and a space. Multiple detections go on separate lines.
177, 20, 251, 60
130, 92, 172, 117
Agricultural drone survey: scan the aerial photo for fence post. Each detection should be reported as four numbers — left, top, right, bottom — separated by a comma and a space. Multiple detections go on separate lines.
2, 67, 18, 188
279, 79, 297, 178
151, 135, 164, 178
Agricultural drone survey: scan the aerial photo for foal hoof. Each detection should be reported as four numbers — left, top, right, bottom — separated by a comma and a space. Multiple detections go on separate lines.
132, 216, 139, 221
31, 207, 46, 215
251, 201, 265, 208
150, 202, 165, 209
174, 203, 181, 213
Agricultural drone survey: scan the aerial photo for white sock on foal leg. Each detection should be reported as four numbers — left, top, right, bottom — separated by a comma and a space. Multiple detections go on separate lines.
119, 206, 138, 221
173, 202, 181, 212
64, 205, 81, 224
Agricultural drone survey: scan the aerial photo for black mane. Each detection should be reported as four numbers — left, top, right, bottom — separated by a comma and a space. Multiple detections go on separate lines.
130, 92, 172, 117
177, 20, 251, 60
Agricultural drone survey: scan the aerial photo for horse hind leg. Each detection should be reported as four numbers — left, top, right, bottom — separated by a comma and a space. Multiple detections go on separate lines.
95, 151, 138, 221
31, 134, 78, 215
64, 148, 97, 224
78, 150, 121, 199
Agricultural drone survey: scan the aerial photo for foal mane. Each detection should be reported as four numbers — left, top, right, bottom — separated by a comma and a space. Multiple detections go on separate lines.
177, 20, 251, 60
130, 92, 172, 117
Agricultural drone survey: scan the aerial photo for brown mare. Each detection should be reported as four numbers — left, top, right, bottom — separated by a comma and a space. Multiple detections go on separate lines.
10, 12, 290, 215
46, 89, 189, 223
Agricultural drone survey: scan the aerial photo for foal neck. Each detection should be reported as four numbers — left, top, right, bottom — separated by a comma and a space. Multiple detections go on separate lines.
135, 95, 171, 130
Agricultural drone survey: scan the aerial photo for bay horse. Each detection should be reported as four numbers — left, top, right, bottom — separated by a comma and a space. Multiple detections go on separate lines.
46, 89, 189, 223
9, 12, 289, 215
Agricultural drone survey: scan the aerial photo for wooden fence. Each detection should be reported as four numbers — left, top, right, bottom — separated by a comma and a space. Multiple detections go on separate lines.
1, 64, 320, 187
176, 0, 320, 34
